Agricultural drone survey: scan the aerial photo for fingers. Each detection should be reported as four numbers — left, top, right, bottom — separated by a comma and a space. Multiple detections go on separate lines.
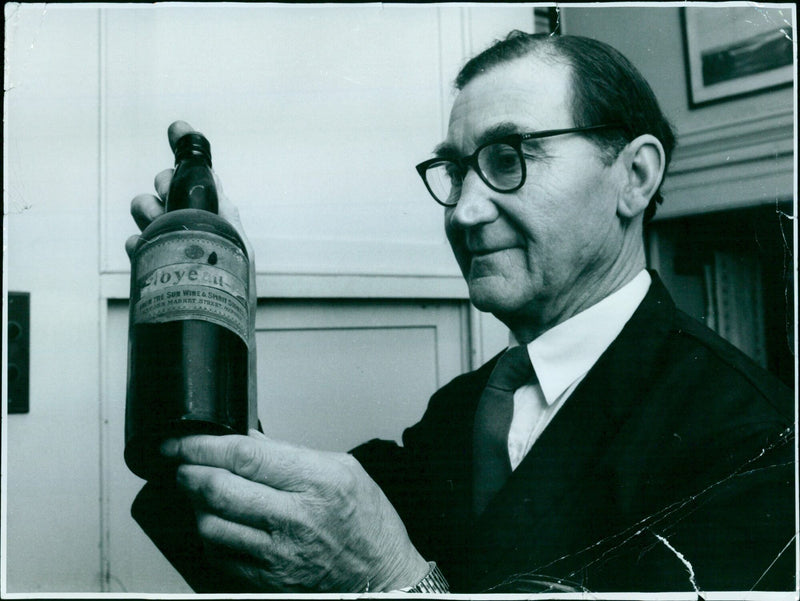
167, 433, 421, 592
127, 122, 180, 238
168, 120, 197, 152
162, 434, 330, 492
194, 512, 308, 593
131, 193, 165, 232
128, 121, 256, 287
248, 428, 268, 440
125, 235, 140, 259
153, 168, 174, 202
177, 464, 291, 529
213, 174, 238, 222
183, 468, 352, 593
177, 464, 316, 589
129, 167, 171, 235
194, 509, 275, 567
212, 172, 255, 259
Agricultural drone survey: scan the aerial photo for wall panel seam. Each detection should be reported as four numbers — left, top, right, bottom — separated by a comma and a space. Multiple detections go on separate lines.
97, 6, 111, 593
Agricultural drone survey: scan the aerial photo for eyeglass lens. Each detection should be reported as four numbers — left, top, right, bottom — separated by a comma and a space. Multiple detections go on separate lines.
478, 143, 523, 189
425, 142, 523, 205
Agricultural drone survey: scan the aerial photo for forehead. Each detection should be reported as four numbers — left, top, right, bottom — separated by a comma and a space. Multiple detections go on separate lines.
446, 55, 574, 150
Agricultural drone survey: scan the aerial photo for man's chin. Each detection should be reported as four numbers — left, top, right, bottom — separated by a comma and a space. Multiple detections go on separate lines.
467, 280, 520, 315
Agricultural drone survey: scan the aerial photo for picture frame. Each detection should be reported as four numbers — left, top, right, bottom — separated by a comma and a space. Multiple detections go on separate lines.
681, 6, 794, 108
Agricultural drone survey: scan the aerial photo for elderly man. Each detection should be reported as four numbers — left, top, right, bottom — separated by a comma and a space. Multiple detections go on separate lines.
129, 32, 795, 593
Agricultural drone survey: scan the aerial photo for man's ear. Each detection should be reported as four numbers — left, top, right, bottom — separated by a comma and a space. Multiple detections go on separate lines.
616, 134, 666, 219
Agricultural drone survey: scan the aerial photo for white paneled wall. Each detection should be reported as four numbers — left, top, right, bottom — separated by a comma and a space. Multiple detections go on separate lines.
4, 4, 531, 593
102, 6, 445, 277
4, 4, 103, 593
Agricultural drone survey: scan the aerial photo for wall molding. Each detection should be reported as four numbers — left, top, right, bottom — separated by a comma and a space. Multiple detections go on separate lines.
658, 109, 795, 219
101, 271, 468, 300
669, 109, 793, 173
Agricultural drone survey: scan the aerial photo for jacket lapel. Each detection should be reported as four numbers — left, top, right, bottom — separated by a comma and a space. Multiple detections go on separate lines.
466, 273, 675, 591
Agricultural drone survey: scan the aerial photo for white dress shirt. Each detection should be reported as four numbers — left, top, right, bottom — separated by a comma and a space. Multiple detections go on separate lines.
506, 270, 652, 470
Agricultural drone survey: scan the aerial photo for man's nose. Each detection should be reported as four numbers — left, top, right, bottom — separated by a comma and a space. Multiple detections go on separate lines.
448, 171, 499, 228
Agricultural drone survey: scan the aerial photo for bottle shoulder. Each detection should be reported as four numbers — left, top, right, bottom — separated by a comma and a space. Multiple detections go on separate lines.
137, 210, 247, 255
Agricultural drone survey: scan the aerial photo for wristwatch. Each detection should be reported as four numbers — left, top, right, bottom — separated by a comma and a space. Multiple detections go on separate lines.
406, 562, 449, 593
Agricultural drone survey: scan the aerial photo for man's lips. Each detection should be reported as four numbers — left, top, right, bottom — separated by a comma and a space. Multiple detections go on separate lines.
467, 247, 515, 277
468, 245, 517, 257
471, 249, 503, 258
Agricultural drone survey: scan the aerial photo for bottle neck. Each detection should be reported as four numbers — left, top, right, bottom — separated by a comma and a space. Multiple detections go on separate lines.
167, 132, 218, 213
167, 157, 218, 213
174, 149, 212, 167
174, 133, 213, 167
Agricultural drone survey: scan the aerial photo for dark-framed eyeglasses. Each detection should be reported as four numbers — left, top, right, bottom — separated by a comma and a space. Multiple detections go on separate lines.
415, 124, 624, 207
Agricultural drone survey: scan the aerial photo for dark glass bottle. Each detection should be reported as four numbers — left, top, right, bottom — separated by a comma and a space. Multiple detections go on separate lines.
125, 132, 254, 481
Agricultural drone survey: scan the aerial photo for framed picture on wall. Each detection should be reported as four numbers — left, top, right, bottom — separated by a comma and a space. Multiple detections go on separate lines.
681, 6, 793, 107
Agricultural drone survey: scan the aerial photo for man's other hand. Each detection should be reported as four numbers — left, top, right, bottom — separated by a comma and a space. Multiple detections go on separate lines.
160, 430, 430, 593
125, 120, 252, 261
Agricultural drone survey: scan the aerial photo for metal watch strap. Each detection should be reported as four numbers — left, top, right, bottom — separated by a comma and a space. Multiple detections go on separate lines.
408, 561, 449, 593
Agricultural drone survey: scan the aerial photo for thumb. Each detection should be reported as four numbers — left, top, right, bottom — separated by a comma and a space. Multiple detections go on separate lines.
167, 120, 197, 153
162, 434, 322, 490
249, 428, 268, 441
213, 173, 255, 262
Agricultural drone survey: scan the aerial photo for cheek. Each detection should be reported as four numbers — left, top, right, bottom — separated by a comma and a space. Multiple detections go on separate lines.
513, 182, 611, 275
530, 177, 586, 221
510, 183, 563, 248
523, 169, 616, 237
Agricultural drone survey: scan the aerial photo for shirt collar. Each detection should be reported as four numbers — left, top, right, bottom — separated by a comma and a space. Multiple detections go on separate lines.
512, 270, 651, 406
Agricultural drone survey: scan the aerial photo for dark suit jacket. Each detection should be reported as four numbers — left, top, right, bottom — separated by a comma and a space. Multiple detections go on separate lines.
351, 272, 796, 593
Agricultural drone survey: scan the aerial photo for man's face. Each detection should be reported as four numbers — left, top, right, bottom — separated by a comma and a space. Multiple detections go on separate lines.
443, 55, 627, 336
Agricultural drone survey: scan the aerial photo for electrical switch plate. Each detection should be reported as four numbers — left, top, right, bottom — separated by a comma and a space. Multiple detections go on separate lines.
7, 292, 30, 414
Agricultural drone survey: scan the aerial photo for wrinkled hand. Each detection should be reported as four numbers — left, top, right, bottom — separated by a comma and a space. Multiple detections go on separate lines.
161, 430, 429, 593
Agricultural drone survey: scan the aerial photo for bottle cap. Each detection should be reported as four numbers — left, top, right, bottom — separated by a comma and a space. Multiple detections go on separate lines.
174, 132, 212, 166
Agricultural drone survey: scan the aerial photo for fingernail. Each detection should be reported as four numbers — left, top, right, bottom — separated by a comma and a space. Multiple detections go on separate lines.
160, 438, 179, 456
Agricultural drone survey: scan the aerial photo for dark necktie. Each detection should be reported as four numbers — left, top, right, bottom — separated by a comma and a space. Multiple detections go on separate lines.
472, 345, 535, 515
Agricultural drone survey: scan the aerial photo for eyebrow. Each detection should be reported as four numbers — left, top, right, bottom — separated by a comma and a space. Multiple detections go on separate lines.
433, 142, 459, 160
475, 122, 524, 147
432, 121, 530, 158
